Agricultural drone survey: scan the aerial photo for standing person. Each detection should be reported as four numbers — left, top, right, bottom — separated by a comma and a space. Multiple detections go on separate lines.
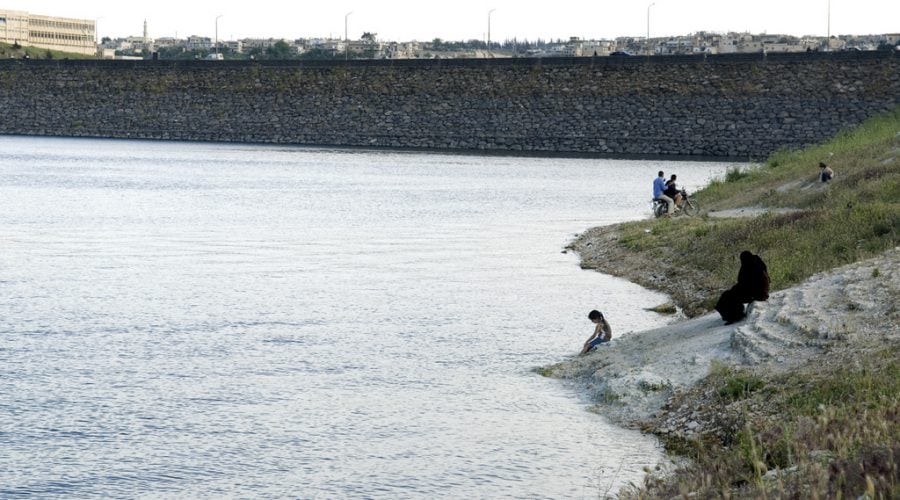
665, 174, 683, 209
581, 310, 612, 355
819, 162, 834, 182
653, 171, 674, 215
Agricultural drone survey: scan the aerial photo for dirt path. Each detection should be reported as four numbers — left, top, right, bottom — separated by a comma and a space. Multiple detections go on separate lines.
706, 207, 804, 218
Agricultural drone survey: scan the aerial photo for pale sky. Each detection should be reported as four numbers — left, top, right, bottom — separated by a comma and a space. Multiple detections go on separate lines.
3, 1, 898, 42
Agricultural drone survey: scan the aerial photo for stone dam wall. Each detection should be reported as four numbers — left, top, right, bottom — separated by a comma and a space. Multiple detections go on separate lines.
0, 52, 897, 158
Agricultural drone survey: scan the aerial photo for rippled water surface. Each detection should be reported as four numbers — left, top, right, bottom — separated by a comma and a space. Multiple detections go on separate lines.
0, 137, 729, 498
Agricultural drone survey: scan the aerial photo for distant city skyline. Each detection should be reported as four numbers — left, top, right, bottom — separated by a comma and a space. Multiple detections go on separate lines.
3, 0, 898, 42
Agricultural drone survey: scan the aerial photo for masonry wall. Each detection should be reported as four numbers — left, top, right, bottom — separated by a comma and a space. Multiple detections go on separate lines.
0, 52, 896, 158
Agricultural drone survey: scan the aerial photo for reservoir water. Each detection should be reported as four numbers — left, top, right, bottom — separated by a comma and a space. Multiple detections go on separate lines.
0, 137, 729, 498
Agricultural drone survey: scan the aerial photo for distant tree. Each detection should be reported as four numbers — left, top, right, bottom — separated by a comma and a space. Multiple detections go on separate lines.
157, 46, 198, 60
299, 48, 335, 60
45, 49, 53, 59
266, 40, 294, 59
361, 32, 377, 43
101, 36, 111, 44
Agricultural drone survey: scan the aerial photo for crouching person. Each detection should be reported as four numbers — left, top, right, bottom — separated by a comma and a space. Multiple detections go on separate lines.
716, 250, 770, 324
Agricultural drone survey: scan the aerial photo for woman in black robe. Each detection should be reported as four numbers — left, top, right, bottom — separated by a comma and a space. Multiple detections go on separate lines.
715, 251, 770, 324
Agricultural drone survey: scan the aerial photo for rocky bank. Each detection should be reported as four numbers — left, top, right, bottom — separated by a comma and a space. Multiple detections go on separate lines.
548, 238, 900, 440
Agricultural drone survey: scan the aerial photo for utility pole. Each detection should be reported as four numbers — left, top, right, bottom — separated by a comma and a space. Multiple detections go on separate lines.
345, 11, 353, 60
647, 3, 655, 55
215, 14, 223, 58
487, 8, 496, 58
95, 17, 104, 55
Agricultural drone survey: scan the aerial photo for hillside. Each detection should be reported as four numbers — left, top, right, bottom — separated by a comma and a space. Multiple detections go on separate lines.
571, 107, 899, 317
548, 108, 900, 498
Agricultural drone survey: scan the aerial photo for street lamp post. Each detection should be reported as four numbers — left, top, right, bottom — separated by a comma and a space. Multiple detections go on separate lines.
93, 17, 103, 59
487, 8, 496, 57
215, 14, 223, 58
345, 11, 353, 60
95, 17, 103, 48
647, 3, 656, 55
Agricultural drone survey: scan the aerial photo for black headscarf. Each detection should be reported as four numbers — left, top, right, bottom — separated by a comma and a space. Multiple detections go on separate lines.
735, 251, 769, 302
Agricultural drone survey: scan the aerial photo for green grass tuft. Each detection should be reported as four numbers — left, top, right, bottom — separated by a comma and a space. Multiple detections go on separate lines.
718, 372, 766, 402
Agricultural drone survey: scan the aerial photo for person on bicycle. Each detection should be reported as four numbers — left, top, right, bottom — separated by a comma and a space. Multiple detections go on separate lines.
653, 171, 674, 215
665, 174, 683, 210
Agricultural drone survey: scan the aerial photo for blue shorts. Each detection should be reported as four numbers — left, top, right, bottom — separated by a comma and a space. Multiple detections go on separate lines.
588, 337, 609, 349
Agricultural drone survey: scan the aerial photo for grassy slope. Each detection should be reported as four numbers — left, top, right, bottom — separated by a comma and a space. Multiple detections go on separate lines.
616, 109, 900, 498
627, 351, 899, 499
615, 108, 899, 313
0, 42, 93, 60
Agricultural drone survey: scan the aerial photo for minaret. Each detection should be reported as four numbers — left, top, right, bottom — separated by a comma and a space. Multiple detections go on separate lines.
143, 19, 149, 45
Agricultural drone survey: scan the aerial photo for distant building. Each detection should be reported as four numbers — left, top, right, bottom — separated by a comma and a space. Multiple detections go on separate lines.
124, 36, 153, 52
383, 41, 421, 59
307, 38, 345, 54
185, 35, 212, 51
824, 37, 847, 51
763, 41, 806, 53
223, 40, 243, 54
582, 40, 616, 56
154, 37, 181, 49
0, 9, 96, 56
347, 39, 383, 57
242, 38, 282, 51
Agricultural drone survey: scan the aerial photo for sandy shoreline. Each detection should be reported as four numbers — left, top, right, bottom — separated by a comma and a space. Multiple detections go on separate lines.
548, 234, 900, 437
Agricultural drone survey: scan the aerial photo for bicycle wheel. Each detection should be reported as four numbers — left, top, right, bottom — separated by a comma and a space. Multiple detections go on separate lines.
682, 199, 699, 216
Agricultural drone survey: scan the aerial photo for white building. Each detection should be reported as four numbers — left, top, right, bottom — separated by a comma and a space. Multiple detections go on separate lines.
242, 38, 282, 50
581, 40, 616, 56
154, 37, 181, 49
223, 40, 243, 53
308, 38, 345, 54
0, 9, 96, 56
186, 35, 212, 51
